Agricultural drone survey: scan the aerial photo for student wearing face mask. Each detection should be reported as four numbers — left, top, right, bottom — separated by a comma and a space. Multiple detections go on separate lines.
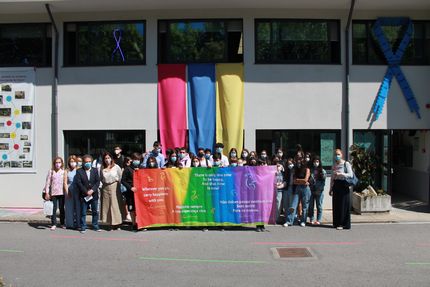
165, 152, 180, 168
76, 156, 83, 169
100, 152, 124, 231
64, 155, 81, 229
146, 156, 159, 168
308, 156, 326, 225
275, 148, 286, 167
330, 149, 353, 230
121, 152, 142, 230
248, 156, 258, 167
228, 148, 238, 162
284, 158, 297, 227
196, 147, 210, 167
75, 155, 101, 233
293, 156, 311, 227
304, 152, 312, 168
113, 145, 125, 168
213, 143, 229, 167
259, 150, 271, 165
274, 158, 286, 224
240, 148, 250, 165
191, 156, 201, 167
142, 141, 165, 168
212, 153, 223, 167
43, 156, 66, 231
178, 147, 191, 167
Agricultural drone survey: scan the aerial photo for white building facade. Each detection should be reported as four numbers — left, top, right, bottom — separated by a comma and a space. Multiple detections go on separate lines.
0, 0, 429, 208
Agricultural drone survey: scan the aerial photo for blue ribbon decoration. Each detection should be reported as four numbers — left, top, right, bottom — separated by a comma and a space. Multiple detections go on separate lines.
112, 28, 125, 62
372, 17, 421, 120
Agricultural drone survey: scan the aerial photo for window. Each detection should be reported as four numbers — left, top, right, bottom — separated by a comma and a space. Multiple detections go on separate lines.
0, 23, 52, 67
64, 130, 146, 160
352, 20, 430, 65
158, 19, 243, 63
256, 130, 341, 169
64, 21, 145, 66
255, 19, 340, 64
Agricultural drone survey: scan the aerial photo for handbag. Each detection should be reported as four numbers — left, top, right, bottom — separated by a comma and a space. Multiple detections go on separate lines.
120, 183, 127, 193
344, 162, 359, 186
43, 200, 53, 216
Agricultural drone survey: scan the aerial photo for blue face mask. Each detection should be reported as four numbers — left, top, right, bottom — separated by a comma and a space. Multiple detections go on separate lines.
216, 148, 223, 154
335, 155, 341, 161
214, 161, 220, 166
84, 162, 92, 170
205, 154, 210, 159
231, 163, 238, 167
171, 157, 177, 162
132, 160, 140, 167
231, 152, 237, 158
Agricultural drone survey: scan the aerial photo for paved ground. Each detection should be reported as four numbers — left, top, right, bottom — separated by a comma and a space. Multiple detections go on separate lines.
1, 222, 430, 287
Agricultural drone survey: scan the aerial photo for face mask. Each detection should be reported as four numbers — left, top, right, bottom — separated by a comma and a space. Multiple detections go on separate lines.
214, 161, 220, 166
288, 164, 294, 170
238, 163, 244, 167
70, 162, 77, 168
314, 162, 320, 167
231, 152, 237, 158
231, 163, 238, 167
171, 157, 177, 162
192, 162, 199, 167
77, 162, 83, 168
55, 163, 62, 169
198, 153, 204, 158
242, 152, 248, 158
132, 160, 140, 167
261, 154, 267, 159
277, 152, 283, 157
216, 148, 223, 154
105, 159, 112, 165
149, 162, 156, 168
179, 153, 185, 159
305, 157, 310, 162
84, 162, 92, 170
114, 150, 121, 155
205, 154, 210, 159
335, 155, 341, 161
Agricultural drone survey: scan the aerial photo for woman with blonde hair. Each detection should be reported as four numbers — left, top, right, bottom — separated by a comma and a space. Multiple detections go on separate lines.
43, 156, 66, 231
64, 155, 81, 229
100, 152, 124, 230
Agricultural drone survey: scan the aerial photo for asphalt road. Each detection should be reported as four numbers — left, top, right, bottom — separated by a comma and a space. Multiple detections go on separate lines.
0, 222, 429, 287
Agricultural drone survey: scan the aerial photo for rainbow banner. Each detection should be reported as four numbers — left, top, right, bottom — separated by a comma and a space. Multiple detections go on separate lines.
134, 166, 276, 228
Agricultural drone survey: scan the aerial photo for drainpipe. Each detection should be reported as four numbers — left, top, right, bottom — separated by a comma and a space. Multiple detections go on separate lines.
344, 0, 356, 160
45, 4, 59, 157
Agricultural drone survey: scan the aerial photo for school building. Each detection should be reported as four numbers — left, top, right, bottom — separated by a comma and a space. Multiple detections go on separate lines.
0, 0, 429, 208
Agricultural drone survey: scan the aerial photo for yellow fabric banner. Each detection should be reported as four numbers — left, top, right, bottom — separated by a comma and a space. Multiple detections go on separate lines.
216, 63, 244, 155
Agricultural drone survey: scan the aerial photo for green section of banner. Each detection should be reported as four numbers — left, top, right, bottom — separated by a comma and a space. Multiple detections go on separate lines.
180, 167, 215, 223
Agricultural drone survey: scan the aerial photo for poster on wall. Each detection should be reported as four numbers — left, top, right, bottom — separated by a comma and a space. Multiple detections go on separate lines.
320, 133, 335, 167
0, 68, 35, 173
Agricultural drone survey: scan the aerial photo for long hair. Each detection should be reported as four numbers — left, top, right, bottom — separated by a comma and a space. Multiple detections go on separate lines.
101, 152, 115, 169
67, 155, 77, 170
51, 156, 64, 170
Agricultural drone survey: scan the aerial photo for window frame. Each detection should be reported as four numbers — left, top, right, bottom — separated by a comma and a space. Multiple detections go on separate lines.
157, 18, 244, 64
352, 19, 430, 66
63, 19, 146, 67
254, 18, 341, 65
0, 22, 52, 68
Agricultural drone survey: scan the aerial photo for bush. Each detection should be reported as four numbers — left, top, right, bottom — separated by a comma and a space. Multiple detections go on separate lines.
349, 144, 383, 193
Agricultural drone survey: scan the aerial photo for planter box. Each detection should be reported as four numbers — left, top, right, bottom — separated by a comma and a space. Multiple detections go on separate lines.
352, 192, 391, 214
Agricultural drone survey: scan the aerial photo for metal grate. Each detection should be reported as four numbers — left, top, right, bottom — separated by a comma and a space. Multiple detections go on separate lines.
271, 247, 315, 259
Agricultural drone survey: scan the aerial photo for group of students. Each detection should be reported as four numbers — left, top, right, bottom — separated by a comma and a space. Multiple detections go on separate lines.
42, 141, 353, 233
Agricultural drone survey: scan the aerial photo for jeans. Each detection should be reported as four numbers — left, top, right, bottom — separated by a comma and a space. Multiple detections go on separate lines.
309, 192, 324, 222
295, 185, 311, 224
285, 186, 299, 225
51, 195, 65, 226
81, 198, 100, 231
276, 189, 286, 222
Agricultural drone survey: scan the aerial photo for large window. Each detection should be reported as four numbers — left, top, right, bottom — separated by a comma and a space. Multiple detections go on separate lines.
0, 23, 52, 67
64, 130, 146, 160
352, 20, 430, 65
255, 19, 340, 64
158, 19, 243, 63
256, 130, 341, 169
64, 21, 146, 66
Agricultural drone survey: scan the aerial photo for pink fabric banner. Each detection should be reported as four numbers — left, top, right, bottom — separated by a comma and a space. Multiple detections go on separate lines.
158, 64, 187, 151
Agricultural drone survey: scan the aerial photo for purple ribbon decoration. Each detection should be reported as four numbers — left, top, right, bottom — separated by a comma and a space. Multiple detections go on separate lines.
112, 28, 125, 62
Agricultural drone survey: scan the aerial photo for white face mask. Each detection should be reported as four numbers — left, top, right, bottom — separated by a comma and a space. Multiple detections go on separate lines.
114, 150, 121, 155
238, 163, 244, 167
288, 164, 294, 170
305, 157, 310, 162
70, 162, 77, 168
314, 162, 320, 167
105, 159, 112, 165
242, 152, 248, 158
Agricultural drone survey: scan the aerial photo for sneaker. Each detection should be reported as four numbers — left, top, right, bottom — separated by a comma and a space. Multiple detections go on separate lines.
336, 226, 344, 230
283, 223, 289, 227
202, 228, 209, 232
314, 221, 321, 225
256, 227, 262, 232
80, 230, 86, 234
95, 229, 102, 232
50, 225, 56, 231
300, 222, 306, 227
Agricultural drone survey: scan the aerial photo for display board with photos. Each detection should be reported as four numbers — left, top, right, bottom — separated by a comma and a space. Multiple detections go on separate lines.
0, 68, 35, 172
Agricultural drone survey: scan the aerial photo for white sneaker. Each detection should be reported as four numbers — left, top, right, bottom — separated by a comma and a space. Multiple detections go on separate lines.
336, 226, 344, 230
50, 225, 56, 231
300, 222, 306, 227
283, 223, 289, 227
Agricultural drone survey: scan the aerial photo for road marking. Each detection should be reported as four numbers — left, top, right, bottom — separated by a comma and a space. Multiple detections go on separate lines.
50, 235, 147, 242
406, 263, 430, 266
139, 257, 268, 264
0, 249, 24, 253
254, 241, 362, 246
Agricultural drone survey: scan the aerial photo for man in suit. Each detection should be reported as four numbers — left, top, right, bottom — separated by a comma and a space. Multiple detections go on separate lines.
75, 154, 101, 233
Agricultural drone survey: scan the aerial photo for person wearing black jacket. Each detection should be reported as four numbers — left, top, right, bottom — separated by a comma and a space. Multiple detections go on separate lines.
283, 158, 297, 227
121, 152, 141, 230
75, 154, 101, 233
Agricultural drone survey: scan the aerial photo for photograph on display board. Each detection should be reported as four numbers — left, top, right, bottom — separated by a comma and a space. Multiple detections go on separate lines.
1, 84, 11, 92
3, 161, 10, 168
23, 147, 30, 153
23, 161, 32, 168
21, 106, 33, 114
0, 108, 11, 116
20, 135, 28, 140
11, 161, 22, 168
23, 141, 31, 147
15, 91, 25, 99
22, 122, 31, 129
0, 133, 10, 138
0, 143, 9, 150
0, 123, 4, 127
19, 155, 25, 159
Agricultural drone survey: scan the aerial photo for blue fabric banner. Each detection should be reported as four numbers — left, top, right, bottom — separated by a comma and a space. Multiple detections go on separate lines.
187, 64, 216, 154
